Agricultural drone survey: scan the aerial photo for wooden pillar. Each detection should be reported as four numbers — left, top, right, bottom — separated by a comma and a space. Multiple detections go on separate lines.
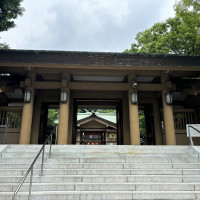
161, 74, 176, 145
19, 72, 35, 144
67, 96, 73, 144
153, 96, 163, 145
58, 73, 70, 144
58, 89, 70, 144
128, 74, 140, 145
31, 97, 41, 144
128, 90, 140, 145
123, 94, 130, 145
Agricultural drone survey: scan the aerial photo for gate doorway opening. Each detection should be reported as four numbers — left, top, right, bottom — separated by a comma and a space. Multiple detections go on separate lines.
139, 104, 156, 145
38, 103, 59, 144
73, 99, 123, 145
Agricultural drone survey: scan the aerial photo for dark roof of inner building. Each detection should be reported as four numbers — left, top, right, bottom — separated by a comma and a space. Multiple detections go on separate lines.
0, 49, 200, 67
77, 113, 117, 129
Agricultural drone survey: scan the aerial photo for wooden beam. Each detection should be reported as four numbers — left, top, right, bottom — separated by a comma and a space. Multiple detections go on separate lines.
35, 82, 61, 89
69, 82, 129, 91
20, 81, 61, 89
20, 81, 176, 91
0, 106, 22, 111
138, 84, 163, 91
35, 68, 163, 77
22, 81, 128, 91
136, 83, 176, 91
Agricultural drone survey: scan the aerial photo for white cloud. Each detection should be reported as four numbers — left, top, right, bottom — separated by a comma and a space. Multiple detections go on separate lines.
0, 0, 176, 52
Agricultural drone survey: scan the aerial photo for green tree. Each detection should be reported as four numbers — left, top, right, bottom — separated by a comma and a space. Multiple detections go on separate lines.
125, 0, 200, 55
47, 109, 59, 143
0, 0, 24, 49
139, 110, 146, 137
47, 109, 59, 128
0, 42, 9, 49
98, 109, 116, 113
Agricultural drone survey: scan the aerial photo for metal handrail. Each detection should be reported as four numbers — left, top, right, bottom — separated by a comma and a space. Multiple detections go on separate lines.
13, 129, 54, 200
188, 125, 200, 146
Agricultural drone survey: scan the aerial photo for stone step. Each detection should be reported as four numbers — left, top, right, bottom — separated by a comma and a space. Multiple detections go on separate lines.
0, 182, 199, 192
46, 157, 200, 163
0, 191, 199, 200
45, 162, 200, 169
6, 146, 192, 155
1, 157, 200, 164
0, 163, 175, 169
8, 145, 189, 149
2, 169, 200, 176
5, 148, 191, 154
0, 158, 40, 164
1, 145, 199, 200
53, 157, 200, 163
2, 152, 196, 159
2, 162, 200, 169
1, 175, 200, 183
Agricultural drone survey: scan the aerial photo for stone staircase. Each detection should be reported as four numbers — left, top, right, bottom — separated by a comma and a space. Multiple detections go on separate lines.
1, 145, 200, 199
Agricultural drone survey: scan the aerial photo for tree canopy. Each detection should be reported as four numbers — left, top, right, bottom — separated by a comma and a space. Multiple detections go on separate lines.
0, 42, 9, 49
0, 0, 24, 48
124, 0, 200, 55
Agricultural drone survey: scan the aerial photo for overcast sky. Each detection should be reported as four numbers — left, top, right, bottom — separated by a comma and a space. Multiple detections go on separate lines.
0, 0, 176, 52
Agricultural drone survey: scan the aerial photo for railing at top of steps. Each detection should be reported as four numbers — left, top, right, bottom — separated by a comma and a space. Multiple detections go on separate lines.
187, 124, 200, 156
187, 125, 200, 146
13, 128, 55, 200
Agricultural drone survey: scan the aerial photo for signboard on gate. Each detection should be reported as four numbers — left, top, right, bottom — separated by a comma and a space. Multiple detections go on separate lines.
186, 124, 200, 137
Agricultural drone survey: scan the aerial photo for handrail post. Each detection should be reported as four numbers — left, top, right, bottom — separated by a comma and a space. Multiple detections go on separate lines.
4, 118, 9, 144
49, 133, 52, 158
13, 192, 17, 200
189, 126, 194, 146
55, 125, 58, 144
40, 147, 45, 176
28, 167, 34, 200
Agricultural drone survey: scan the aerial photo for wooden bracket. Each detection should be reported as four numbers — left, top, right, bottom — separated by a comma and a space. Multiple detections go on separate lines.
61, 79, 68, 88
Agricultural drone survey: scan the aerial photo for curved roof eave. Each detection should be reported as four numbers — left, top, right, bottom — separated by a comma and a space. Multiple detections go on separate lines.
0, 49, 199, 71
